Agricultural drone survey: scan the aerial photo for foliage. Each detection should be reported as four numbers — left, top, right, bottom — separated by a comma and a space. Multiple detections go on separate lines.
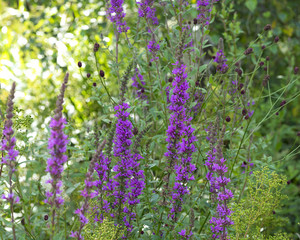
230, 167, 289, 239
82, 200, 125, 240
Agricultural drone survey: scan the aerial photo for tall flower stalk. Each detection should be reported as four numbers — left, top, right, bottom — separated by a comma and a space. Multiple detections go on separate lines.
107, 0, 129, 33
137, 0, 160, 62
45, 73, 69, 238
108, 102, 145, 236
165, 60, 196, 229
196, 0, 219, 26
70, 140, 107, 240
1, 82, 19, 240
205, 125, 234, 239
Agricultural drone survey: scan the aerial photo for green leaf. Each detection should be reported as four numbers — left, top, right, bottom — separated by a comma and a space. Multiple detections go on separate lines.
245, 0, 257, 12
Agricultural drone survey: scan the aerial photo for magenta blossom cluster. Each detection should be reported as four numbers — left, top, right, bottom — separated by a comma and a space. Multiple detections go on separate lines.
107, 0, 129, 32
214, 49, 228, 74
148, 40, 160, 62
204, 148, 234, 239
104, 103, 145, 233
132, 68, 147, 100
45, 74, 69, 211
1, 82, 20, 239
137, 0, 158, 25
196, 0, 219, 26
178, 229, 193, 239
137, 0, 160, 62
165, 62, 197, 220
45, 118, 68, 208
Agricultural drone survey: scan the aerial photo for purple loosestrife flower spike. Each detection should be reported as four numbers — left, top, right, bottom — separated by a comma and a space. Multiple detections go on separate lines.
204, 126, 233, 239
1, 82, 19, 240
148, 38, 160, 62
137, 0, 160, 62
70, 140, 107, 240
137, 0, 159, 25
214, 38, 228, 74
196, 0, 220, 27
104, 102, 145, 235
214, 50, 228, 74
45, 73, 69, 235
165, 62, 197, 221
132, 68, 147, 100
107, 0, 129, 32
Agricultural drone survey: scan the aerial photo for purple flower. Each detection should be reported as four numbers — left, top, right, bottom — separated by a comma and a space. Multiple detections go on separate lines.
214, 50, 228, 74
70, 140, 107, 240
205, 146, 234, 238
205, 124, 233, 239
178, 229, 193, 239
44, 73, 69, 234
148, 39, 160, 62
165, 62, 197, 219
1, 82, 19, 239
101, 102, 145, 234
196, 0, 220, 26
107, 0, 129, 32
132, 68, 147, 100
241, 159, 254, 175
137, 0, 158, 25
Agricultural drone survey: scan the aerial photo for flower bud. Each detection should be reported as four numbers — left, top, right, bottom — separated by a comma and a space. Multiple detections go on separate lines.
99, 70, 105, 77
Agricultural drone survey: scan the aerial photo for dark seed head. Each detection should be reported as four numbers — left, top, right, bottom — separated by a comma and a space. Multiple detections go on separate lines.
78, 61, 82, 68
168, 77, 174, 83
262, 45, 266, 50
193, 18, 198, 25
259, 61, 264, 67
287, 180, 291, 185
94, 42, 100, 52
133, 127, 138, 135
275, 112, 279, 115
21, 218, 25, 225
93, 82, 97, 87
241, 90, 245, 95
264, 67, 268, 71
273, 210, 276, 214
294, 66, 299, 74
244, 48, 253, 55
238, 83, 244, 90
99, 70, 105, 77
225, 116, 231, 122
149, 62, 152, 67
297, 131, 300, 137
87, 73, 91, 78
141, 231, 144, 235
44, 215, 49, 221
274, 36, 279, 43
264, 24, 272, 31
266, 56, 270, 61
141, 88, 145, 93
280, 100, 286, 107
242, 109, 247, 116
245, 115, 249, 120
188, 21, 191, 25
